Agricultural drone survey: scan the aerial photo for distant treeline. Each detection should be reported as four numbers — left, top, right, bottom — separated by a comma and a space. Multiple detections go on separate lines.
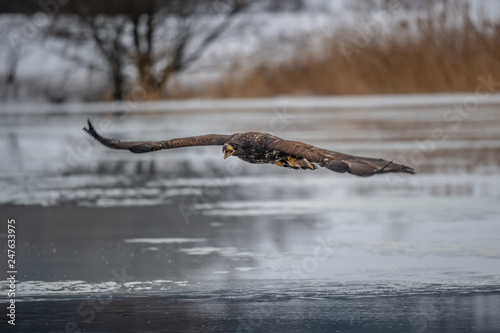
2, 0, 499, 101
0, 0, 304, 15
0, 0, 306, 102
0, 0, 151, 15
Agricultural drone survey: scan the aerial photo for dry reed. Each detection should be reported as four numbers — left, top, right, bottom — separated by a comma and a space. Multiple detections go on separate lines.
192, 2, 500, 98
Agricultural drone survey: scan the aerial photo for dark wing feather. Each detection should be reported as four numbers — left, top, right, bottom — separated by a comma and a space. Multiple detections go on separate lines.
266, 138, 415, 177
83, 119, 230, 153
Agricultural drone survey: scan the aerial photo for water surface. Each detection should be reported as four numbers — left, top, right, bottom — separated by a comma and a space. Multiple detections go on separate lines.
1, 96, 499, 332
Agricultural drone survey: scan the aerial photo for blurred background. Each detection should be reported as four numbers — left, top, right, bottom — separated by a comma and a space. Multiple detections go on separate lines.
1, 1, 500, 332
1, 0, 500, 102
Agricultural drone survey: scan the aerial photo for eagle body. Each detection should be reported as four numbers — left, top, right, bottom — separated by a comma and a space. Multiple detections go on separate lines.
230, 147, 287, 164
223, 132, 317, 170
84, 120, 415, 177
230, 146, 316, 170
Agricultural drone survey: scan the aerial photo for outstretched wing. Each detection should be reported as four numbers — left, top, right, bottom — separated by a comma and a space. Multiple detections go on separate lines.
266, 138, 415, 177
83, 119, 230, 153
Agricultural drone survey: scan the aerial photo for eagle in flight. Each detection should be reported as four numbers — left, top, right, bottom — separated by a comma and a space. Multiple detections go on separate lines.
83, 119, 415, 177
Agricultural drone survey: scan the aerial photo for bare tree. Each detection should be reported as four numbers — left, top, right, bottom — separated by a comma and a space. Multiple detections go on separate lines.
0, 16, 26, 101
48, 0, 250, 100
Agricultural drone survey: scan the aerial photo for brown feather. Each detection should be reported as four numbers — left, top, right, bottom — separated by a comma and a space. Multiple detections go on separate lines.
265, 137, 414, 176
83, 119, 230, 153
84, 120, 415, 177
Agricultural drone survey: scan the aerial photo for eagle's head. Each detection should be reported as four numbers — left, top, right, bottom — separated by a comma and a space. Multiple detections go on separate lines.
223, 143, 242, 159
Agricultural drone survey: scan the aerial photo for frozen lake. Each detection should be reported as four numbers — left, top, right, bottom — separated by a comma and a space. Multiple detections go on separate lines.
1, 94, 500, 332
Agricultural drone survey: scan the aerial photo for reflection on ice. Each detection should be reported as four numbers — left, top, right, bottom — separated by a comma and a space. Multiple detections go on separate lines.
1, 173, 499, 207
124, 238, 207, 244
334, 241, 500, 259
193, 196, 500, 219
4, 278, 500, 302
1, 99, 500, 308
177, 246, 255, 257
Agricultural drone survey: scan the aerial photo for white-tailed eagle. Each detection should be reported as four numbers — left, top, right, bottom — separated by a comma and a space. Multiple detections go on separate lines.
84, 119, 415, 177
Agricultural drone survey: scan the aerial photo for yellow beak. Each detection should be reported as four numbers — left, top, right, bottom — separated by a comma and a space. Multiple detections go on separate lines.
224, 149, 233, 159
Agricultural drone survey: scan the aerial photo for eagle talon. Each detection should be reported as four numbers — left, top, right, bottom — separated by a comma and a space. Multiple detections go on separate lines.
286, 157, 298, 166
